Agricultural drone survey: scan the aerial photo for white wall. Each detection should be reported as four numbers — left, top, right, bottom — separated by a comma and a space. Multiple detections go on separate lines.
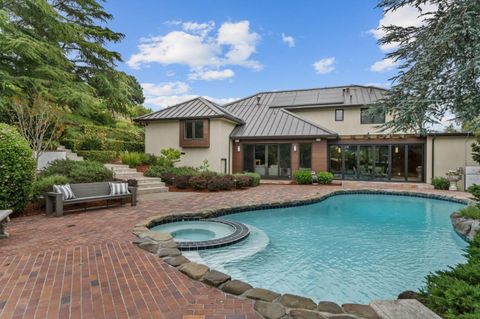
144, 118, 235, 173
37, 151, 66, 170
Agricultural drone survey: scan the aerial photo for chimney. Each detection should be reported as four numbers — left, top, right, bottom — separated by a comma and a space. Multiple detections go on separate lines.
256, 96, 261, 105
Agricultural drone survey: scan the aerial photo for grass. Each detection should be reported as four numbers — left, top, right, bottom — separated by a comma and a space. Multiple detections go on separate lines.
459, 205, 480, 219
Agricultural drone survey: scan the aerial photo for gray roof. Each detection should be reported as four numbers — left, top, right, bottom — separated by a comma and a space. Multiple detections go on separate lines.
224, 92, 338, 139
135, 97, 244, 124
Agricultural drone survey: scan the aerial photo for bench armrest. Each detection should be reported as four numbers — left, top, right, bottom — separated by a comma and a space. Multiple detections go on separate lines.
45, 192, 61, 198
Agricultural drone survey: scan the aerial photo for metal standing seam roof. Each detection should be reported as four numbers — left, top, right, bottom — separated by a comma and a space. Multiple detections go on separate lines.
134, 97, 244, 124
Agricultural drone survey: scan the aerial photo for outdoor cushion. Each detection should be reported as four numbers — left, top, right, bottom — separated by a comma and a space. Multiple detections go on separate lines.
109, 182, 130, 195
53, 184, 76, 200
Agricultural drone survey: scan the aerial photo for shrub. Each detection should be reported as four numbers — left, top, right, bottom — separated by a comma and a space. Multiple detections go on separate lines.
0, 124, 36, 212
199, 171, 218, 181
189, 176, 207, 190
242, 172, 261, 186
77, 151, 117, 163
78, 132, 106, 150
467, 184, 480, 201
160, 172, 175, 185
41, 160, 113, 183
235, 175, 252, 189
208, 176, 235, 191
317, 171, 334, 184
294, 169, 312, 185
120, 152, 143, 168
174, 175, 191, 189
459, 206, 480, 220
432, 177, 450, 190
32, 175, 69, 199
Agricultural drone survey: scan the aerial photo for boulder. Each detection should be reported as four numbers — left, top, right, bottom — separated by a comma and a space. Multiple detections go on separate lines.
139, 231, 172, 242
397, 290, 419, 300
254, 300, 286, 319
177, 262, 209, 280
451, 212, 480, 241
289, 309, 328, 319
159, 240, 178, 249
317, 301, 343, 314
131, 226, 149, 236
243, 288, 281, 302
137, 240, 160, 253
342, 304, 380, 319
163, 255, 190, 267
157, 248, 181, 257
201, 270, 231, 287
327, 315, 359, 319
220, 280, 253, 295
278, 294, 316, 310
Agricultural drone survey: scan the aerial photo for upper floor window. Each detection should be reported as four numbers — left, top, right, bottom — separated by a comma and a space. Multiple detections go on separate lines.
335, 109, 344, 121
185, 120, 204, 139
361, 108, 385, 124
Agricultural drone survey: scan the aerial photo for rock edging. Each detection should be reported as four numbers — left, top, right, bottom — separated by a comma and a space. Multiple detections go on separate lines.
451, 212, 480, 241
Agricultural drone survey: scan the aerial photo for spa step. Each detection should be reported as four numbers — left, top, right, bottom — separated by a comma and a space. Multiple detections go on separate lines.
370, 300, 442, 319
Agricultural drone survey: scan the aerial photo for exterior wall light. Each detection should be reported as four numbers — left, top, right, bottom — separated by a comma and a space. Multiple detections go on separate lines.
237, 145, 241, 152
315, 138, 322, 142
293, 144, 297, 152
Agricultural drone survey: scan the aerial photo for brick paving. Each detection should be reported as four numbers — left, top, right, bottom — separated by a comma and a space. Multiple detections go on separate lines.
0, 185, 471, 319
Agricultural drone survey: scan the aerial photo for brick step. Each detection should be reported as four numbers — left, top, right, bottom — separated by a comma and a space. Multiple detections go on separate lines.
137, 186, 169, 194
137, 181, 165, 188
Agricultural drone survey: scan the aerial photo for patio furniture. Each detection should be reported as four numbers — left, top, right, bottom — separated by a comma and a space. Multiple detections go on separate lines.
45, 182, 137, 217
0, 209, 13, 239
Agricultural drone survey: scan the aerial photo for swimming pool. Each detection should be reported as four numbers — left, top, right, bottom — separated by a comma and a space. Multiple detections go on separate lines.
184, 193, 467, 304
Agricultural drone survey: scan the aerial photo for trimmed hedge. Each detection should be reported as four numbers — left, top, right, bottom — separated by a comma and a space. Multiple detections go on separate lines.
32, 175, 69, 199
432, 177, 450, 190
61, 138, 144, 152
208, 175, 235, 191
189, 176, 207, 190
294, 169, 312, 184
235, 175, 252, 189
77, 151, 117, 163
240, 172, 261, 186
317, 171, 334, 184
41, 160, 113, 183
0, 124, 36, 212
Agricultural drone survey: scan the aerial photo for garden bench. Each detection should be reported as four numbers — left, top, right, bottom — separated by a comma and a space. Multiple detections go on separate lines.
45, 182, 137, 217
0, 209, 13, 239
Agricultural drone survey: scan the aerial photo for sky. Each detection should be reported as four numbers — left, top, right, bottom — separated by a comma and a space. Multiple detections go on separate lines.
102, 0, 429, 111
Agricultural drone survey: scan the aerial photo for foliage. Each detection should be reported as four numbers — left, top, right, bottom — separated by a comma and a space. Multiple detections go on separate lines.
235, 175, 252, 189
421, 234, 480, 318
317, 171, 334, 184
120, 152, 144, 168
208, 176, 235, 192
41, 160, 113, 183
174, 175, 191, 189
76, 151, 117, 163
431, 177, 450, 190
198, 160, 210, 172
32, 175, 69, 199
78, 132, 107, 151
459, 206, 480, 220
160, 172, 175, 186
0, 124, 36, 212
294, 169, 313, 185
373, 0, 480, 132
467, 184, 480, 202
189, 176, 208, 190
471, 132, 480, 164
241, 172, 261, 186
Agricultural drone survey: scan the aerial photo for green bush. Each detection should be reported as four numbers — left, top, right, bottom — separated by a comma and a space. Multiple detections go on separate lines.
459, 206, 480, 220
467, 184, 480, 201
41, 160, 113, 183
294, 169, 312, 185
317, 171, 334, 184
160, 172, 175, 185
77, 151, 117, 163
32, 175, 69, 199
78, 132, 106, 150
174, 175, 191, 189
235, 175, 252, 189
0, 124, 36, 212
432, 177, 450, 190
208, 175, 235, 191
421, 234, 480, 318
120, 152, 143, 168
241, 172, 261, 186
189, 176, 207, 190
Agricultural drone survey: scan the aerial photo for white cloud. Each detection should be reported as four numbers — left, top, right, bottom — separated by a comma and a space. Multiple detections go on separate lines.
128, 20, 261, 77
281, 33, 295, 47
370, 58, 399, 72
189, 68, 235, 81
313, 57, 335, 74
370, 4, 437, 52
141, 81, 237, 109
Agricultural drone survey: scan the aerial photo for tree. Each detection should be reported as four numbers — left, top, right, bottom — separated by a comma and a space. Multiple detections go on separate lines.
373, 0, 480, 133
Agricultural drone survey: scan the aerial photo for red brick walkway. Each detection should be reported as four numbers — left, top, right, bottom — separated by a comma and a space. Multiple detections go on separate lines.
0, 185, 470, 319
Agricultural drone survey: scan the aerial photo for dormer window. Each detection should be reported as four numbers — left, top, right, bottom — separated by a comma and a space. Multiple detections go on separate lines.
185, 120, 204, 139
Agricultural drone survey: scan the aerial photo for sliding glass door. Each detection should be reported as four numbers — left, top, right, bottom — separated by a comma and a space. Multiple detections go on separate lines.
243, 144, 291, 179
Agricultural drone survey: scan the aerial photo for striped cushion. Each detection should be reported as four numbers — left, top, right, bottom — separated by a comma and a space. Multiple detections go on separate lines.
53, 184, 76, 200
109, 182, 130, 195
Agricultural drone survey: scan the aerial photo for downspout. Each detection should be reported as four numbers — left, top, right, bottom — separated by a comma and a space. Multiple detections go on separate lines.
431, 134, 435, 181
228, 138, 231, 174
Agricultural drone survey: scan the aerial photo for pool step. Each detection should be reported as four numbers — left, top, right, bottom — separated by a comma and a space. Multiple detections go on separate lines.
370, 300, 442, 319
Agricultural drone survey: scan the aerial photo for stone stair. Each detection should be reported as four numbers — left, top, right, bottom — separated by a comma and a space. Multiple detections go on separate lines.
57, 145, 84, 161
104, 164, 168, 195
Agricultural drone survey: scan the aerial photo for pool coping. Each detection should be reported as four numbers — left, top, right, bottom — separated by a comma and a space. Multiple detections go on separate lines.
131, 189, 470, 319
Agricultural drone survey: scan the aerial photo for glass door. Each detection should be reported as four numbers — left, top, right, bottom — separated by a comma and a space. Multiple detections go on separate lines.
254, 145, 266, 176
279, 144, 291, 178
343, 145, 358, 180
267, 144, 279, 177
359, 146, 374, 180
374, 145, 389, 180
391, 145, 406, 181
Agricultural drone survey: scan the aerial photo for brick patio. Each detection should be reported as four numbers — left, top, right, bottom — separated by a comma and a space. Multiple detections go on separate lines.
0, 185, 471, 319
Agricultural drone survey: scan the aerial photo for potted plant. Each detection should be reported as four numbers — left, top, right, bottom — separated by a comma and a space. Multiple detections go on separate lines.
446, 168, 463, 191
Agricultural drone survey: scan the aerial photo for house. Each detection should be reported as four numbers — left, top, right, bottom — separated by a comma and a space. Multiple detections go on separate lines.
135, 85, 476, 190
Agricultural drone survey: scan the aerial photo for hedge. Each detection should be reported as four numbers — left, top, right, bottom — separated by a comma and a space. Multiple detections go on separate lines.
41, 160, 113, 183
77, 151, 117, 163
61, 138, 144, 152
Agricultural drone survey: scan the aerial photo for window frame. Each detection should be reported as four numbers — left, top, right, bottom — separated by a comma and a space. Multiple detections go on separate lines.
360, 108, 385, 125
184, 120, 204, 139
335, 108, 344, 121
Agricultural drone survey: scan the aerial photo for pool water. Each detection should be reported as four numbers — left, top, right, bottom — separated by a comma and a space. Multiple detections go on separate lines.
185, 194, 467, 304
151, 220, 234, 242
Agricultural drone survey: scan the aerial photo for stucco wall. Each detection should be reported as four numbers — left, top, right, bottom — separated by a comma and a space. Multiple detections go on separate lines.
290, 107, 395, 136
426, 135, 477, 191
144, 119, 235, 173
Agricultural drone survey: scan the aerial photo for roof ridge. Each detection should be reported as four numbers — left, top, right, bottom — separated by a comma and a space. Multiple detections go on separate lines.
134, 96, 201, 120
198, 96, 245, 124
281, 109, 338, 135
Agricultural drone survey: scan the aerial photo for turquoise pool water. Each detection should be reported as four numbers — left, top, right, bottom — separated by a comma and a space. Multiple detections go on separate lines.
184, 194, 467, 304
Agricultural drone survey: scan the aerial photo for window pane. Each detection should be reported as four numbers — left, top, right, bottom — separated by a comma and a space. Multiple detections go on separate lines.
391, 145, 406, 181
299, 143, 312, 169
344, 145, 357, 180
374, 145, 389, 180
268, 145, 279, 177
185, 121, 193, 138
407, 144, 423, 182
329, 145, 342, 178
335, 109, 344, 121
194, 120, 204, 138
279, 144, 291, 178
243, 144, 254, 173
254, 145, 266, 176
359, 146, 374, 180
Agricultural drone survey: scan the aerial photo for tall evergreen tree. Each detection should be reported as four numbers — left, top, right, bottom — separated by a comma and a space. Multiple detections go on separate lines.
374, 0, 480, 133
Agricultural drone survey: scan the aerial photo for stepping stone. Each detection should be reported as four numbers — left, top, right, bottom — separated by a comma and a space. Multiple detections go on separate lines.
254, 300, 286, 319
201, 270, 231, 287
278, 293, 317, 310
243, 288, 280, 302
317, 301, 343, 314
369, 299, 442, 319
220, 280, 252, 295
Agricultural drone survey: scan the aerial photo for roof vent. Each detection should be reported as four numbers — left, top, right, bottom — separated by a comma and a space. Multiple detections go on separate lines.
256, 96, 261, 105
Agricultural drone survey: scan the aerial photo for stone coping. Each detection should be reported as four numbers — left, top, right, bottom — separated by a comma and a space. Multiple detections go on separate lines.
131, 189, 469, 319
451, 212, 480, 241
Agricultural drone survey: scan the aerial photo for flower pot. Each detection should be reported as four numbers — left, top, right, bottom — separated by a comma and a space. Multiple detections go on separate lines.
447, 175, 461, 191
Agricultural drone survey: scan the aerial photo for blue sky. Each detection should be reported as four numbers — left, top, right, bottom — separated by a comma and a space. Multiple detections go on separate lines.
103, 0, 413, 110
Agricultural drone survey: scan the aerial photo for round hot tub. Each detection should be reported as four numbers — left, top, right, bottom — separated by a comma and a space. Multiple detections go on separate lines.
150, 219, 249, 250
